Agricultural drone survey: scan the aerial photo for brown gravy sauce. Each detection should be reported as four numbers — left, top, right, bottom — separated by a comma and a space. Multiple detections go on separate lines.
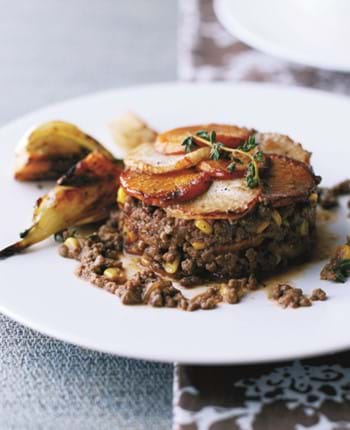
264, 210, 339, 295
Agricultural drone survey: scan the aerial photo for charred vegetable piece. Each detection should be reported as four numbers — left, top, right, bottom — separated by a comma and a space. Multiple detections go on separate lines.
155, 124, 253, 155
1, 152, 123, 258
15, 121, 114, 181
262, 155, 318, 207
120, 169, 212, 207
109, 112, 157, 153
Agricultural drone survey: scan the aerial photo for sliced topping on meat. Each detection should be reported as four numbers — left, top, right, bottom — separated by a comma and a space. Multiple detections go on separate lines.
120, 169, 212, 207
262, 155, 316, 207
125, 142, 210, 174
256, 132, 311, 164
197, 149, 269, 180
165, 178, 261, 219
155, 124, 253, 155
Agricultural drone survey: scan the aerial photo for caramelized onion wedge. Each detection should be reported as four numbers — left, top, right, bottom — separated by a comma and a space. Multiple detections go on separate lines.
125, 142, 210, 174
155, 124, 253, 155
262, 155, 316, 207
15, 121, 114, 181
0, 152, 122, 258
165, 179, 261, 219
256, 132, 311, 164
120, 169, 212, 207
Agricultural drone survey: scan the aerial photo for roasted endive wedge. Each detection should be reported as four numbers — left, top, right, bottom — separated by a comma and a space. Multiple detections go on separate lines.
15, 120, 114, 181
1, 152, 123, 258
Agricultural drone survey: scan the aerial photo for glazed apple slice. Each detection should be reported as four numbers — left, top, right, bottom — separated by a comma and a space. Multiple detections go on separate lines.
165, 178, 261, 219
155, 124, 253, 155
120, 169, 212, 207
262, 154, 317, 207
256, 132, 311, 165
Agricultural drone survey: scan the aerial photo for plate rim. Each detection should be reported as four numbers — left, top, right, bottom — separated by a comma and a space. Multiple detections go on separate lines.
214, 0, 350, 73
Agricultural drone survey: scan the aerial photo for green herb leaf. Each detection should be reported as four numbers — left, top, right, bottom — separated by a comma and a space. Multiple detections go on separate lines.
335, 259, 350, 270
232, 156, 243, 165
335, 269, 347, 283
240, 135, 257, 152
210, 142, 224, 160
210, 130, 217, 144
227, 162, 236, 173
182, 136, 197, 153
254, 150, 264, 162
196, 130, 210, 140
333, 259, 350, 283
246, 162, 259, 188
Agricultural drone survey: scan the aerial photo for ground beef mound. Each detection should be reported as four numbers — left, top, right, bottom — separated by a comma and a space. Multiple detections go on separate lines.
120, 196, 317, 285
310, 288, 327, 301
58, 212, 261, 311
269, 283, 327, 308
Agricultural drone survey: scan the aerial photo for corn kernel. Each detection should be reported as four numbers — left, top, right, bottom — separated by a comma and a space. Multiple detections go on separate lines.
64, 237, 80, 251
163, 256, 180, 274
103, 267, 124, 282
299, 220, 309, 236
191, 241, 206, 250
339, 245, 350, 260
123, 227, 137, 242
271, 210, 282, 226
309, 192, 318, 203
194, 219, 213, 235
117, 187, 127, 205
140, 257, 151, 267
256, 220, 270, 234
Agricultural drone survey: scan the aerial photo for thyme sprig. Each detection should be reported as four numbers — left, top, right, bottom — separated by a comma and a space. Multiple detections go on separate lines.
182, 131, 261, 188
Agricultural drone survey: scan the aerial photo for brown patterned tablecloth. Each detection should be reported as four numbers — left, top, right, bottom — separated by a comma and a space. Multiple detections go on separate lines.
178, 0, 350, 94
174, 1, 350, 429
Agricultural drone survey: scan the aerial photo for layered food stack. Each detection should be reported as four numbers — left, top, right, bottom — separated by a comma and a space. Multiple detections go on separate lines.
119, 124, 319, 286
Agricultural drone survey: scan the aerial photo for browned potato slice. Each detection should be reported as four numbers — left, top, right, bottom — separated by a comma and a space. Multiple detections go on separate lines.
165, 178, 261, 219
120, 169, 212, 207
262, 155, 317, 207
256, 132, 311, 164
125, 142, 211, 174
155, 124, 253, 154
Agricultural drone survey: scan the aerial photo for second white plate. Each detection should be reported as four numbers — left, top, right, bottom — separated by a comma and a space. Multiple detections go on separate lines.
215, 0, 350, 72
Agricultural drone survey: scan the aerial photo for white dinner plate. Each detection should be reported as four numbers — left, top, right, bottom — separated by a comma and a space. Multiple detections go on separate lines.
1, 82, 350, 364
214, 0, 350, 72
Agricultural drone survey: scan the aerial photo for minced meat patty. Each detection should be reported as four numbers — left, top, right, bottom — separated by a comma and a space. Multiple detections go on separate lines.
120, 196, 317, 285
58, 215, 258, 311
